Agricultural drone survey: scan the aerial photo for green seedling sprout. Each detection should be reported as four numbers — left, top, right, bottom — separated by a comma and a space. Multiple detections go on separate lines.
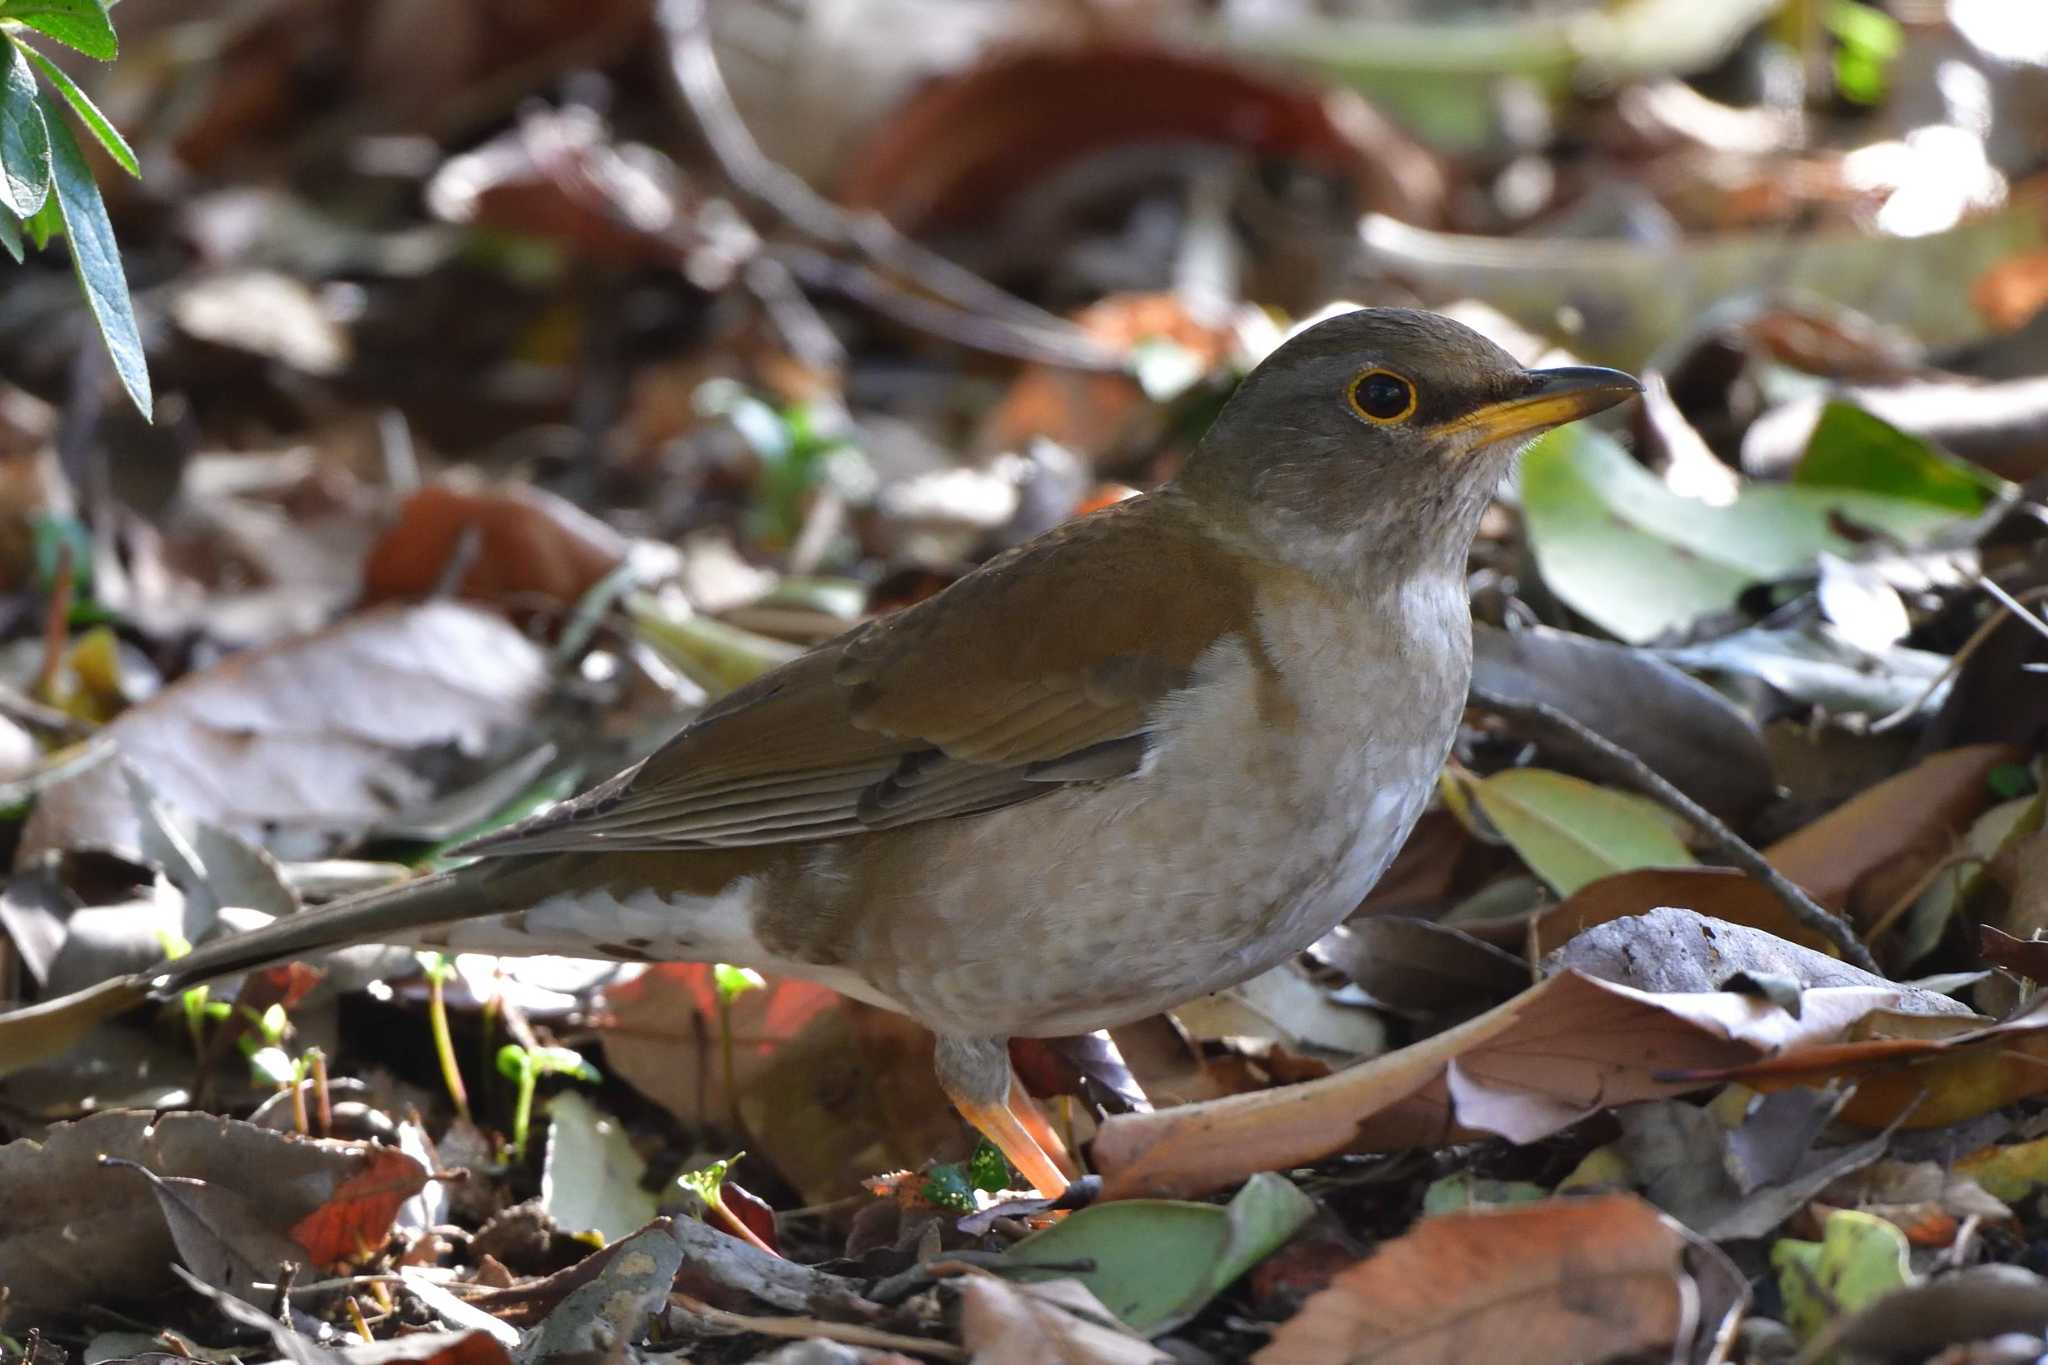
677, 1152, 776, 1257
713, 962, 764, 1127
495, 1043, 600, 1164
921, 1139, 1014, 1212
417, 951, 470, 1123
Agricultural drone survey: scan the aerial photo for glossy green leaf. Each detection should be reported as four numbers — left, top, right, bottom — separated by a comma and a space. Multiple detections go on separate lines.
38, 88, 148, 419
0, 206, 20, 261
0, 0, 117, 60
1521, 424, 1964, 643
0, 40, 48, 217
1465, 768, 1695, 897
1795, 402, 2001, 513
1005, 1171, 1314, 1335
22, 43, 134, 175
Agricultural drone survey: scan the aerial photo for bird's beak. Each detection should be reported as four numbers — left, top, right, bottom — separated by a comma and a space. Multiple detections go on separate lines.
1441, 366, 1642, 447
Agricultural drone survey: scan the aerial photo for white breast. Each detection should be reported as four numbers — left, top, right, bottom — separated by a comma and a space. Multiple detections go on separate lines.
884, 569, 1471, 1038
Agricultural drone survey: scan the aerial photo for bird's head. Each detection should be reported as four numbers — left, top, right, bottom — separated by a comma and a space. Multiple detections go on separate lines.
1179, 308, 1640, 590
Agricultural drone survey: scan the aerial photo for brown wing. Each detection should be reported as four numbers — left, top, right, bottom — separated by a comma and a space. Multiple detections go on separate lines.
465, 493, 1262, 854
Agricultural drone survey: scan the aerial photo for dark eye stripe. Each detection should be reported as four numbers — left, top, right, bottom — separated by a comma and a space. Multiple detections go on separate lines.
1348, 368, 1417, 423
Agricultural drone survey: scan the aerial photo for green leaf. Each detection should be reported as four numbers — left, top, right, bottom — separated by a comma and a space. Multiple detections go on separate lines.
921, 1162, 976, 1213
1420, 1173, 1551, 1216
496, 1042, 533, 1082
675, 1152, 738, 1205
244, 1044, 297, 1087
1825, 0, 1902, 106
1463, 768, 1695, 897
1794, 402, 2002, 513
968, 1138, 1010, 1193
713, 961, 765, 1005
1772, 1208, 1910, 1343
530, 1044, 601, 1083
1520, 424, 1963, 643
0, 40, 50, 217
22, 181, 54, 246
0, 1, 118, 60
0, 206, 19, 261
38, 89, 147, 418
1005, 1172, 1314, 1335
21, 44, 134, 175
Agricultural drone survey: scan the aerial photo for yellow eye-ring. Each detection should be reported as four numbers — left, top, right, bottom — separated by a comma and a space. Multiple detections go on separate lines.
1347, 368, 1418, 424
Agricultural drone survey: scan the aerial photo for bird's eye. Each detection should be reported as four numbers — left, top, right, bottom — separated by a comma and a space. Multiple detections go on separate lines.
1348, 368, 1417, 424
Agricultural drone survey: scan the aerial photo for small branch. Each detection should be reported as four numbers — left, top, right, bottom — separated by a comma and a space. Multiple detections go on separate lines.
1473, 688, 1880, 973
654, 0, 1119, 372
670, 1291, 968, 1361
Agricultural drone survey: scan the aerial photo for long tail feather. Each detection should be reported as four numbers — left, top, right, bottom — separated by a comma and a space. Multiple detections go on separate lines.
0, 858, 547, 1077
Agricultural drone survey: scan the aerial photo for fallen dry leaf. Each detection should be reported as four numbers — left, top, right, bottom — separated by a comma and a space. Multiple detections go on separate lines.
363, 479, 628, 610
1673, 994, 2048, 1131
598, 966, 961, 1203
958, 1273, 1169, 1365
1549, 907, 1972, 1010
17, 601, 547, 860
288, 1142, 433, 1267
0, 1110, 430, 1321
1765, 743, 2024, 923
1498, 865, 1845, 958
1252, 1194, 1695, 1365
1096, 960, 1913, 1200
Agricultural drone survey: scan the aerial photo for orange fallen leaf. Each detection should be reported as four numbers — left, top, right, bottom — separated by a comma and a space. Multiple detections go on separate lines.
1671, 997, 2048, 1130
1458, 865, 1846, 959
287, 1143, 431, 1267
1095, 969, 1912, 1200
1765, 743, 2023, 924
363, 479, 628, 610
1252, 1195, 1694, 1365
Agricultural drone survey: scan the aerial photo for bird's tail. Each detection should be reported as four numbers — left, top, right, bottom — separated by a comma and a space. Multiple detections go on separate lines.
0, 857, 550, 1077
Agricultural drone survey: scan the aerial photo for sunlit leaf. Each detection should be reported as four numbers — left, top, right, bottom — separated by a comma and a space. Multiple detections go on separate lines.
1794, 402, 2001, 513
0, 0, 117, 60
37, 88, 147, 418
21, 43, 135, 175
0, 39, 49, 218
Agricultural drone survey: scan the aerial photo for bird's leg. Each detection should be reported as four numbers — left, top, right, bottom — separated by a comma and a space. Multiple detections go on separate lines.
934, 1035, 1071, 1198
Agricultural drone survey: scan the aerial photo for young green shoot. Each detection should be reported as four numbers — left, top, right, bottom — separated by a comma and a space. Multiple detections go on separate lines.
677, 1152, 777, 1257
417, 951, 470, 1123
713, 962, 764, 1127
495, 1042, 600, 1165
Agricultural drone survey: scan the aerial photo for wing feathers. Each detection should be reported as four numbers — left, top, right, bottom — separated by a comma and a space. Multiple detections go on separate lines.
464, 493, 1263, 858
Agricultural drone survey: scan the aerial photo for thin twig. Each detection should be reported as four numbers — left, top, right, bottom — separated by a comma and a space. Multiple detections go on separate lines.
1473, 689, 1880, 973
1867, 589, 2048, 736
33, 541, 73, 704
670, 1291, 968, 1361
655, 0, 1119, 371
1975, 573, 2048, 647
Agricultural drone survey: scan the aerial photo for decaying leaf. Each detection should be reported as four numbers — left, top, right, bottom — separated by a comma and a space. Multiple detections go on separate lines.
1765, 743, 2025, 922
0, 1110, 429, 1321
958, 1273, 1169, 1365
1252, 1195, 1704, 1365
17, 602, 548, 860
363, 480, 629, 610
1673, 993, 2048, 1131
1096, 949, 1917, 1199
